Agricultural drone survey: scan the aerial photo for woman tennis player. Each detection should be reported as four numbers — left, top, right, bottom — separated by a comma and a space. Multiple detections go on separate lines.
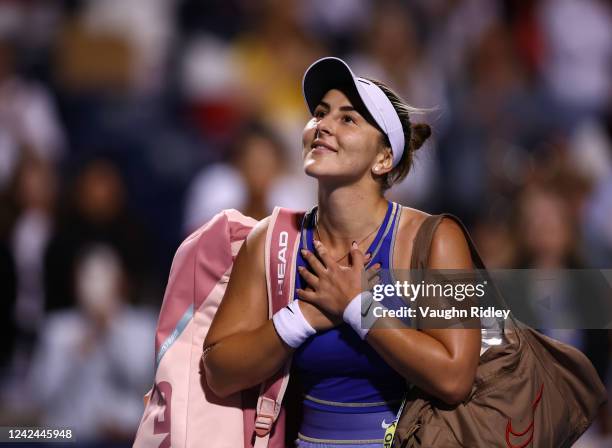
203, 57, 481, 447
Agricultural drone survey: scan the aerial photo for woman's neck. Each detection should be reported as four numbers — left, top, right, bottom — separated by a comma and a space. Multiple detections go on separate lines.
316, 182, 389, 251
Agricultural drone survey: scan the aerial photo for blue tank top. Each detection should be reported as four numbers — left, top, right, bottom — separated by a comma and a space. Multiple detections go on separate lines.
293, 201, 406, 413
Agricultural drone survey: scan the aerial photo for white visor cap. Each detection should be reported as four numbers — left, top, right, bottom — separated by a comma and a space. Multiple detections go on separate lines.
302, 57, 405, 168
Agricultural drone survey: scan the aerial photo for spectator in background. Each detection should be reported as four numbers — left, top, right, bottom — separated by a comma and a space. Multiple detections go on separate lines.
1, 153, 58, 413
45, 157, 154, 310
0, 38, 65, 190
29, 244, 156, 443
10, 154, 57, 343
513, 179, 584, 267
184, 121, 295, 233
227, 123, 289, 220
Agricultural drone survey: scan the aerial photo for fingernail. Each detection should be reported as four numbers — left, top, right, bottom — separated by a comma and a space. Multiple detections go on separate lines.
301, 249, 307, 255
352, 241, 357, 249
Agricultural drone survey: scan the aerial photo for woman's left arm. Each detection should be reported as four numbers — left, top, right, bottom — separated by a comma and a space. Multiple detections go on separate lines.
364, 217, 481, 405
297, 217, 481, 405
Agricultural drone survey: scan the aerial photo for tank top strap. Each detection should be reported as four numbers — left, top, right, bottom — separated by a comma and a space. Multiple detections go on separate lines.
364, 201, 395, 259
387, 202, 403, 269
361, 201, 396, 268
300, 205, 317, 252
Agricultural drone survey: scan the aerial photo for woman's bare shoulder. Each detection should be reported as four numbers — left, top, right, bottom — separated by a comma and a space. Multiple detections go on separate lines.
428, 216, 472, 269
397, 206, 431, 235
400, 206, 469, 269
391, 206, 430, 269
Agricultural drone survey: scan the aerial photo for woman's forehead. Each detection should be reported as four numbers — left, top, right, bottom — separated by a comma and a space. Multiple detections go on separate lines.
317, 88, 379, 130
319, 88, 354, 108
318, 89, 370, 120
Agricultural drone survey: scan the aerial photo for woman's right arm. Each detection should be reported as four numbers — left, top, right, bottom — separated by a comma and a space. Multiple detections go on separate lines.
203, 217, 294, 398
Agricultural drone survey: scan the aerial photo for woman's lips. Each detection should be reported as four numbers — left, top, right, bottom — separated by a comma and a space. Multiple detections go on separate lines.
311, 140, 337, 154
311, 145, 337, 154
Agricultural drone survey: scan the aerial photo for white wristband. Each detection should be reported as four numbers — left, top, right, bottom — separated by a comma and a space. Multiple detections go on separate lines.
343, 291, 376, 340
272, 300, 316, 348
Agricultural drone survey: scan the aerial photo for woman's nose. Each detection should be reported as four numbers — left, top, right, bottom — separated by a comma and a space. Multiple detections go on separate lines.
315, 117, 332, 136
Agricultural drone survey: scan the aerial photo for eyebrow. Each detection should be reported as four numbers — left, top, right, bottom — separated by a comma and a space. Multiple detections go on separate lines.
317, 101, 358, 113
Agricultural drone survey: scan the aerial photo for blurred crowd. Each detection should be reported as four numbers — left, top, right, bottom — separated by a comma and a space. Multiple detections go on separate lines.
0, 0, 611, 445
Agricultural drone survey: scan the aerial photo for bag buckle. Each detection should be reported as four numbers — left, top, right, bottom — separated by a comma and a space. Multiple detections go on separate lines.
255, 396, 279, 437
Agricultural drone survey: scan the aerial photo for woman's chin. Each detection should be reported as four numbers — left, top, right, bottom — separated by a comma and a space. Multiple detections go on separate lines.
303, 163, 329, 179
303, 160, 356, 184
303, 168, 348, 187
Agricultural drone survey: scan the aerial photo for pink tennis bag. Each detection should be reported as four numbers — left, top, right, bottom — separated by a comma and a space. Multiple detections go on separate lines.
133, 207, 304, 448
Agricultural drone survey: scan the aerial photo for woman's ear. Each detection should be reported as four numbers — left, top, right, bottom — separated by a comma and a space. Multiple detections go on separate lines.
371, 148, 393, 176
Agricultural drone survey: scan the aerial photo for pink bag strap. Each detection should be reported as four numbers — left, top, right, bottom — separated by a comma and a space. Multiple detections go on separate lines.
253, 207, 305, 446
265, 207, 305, 317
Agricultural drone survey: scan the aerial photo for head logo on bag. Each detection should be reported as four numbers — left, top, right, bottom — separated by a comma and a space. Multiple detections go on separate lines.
277, 231, 288, 295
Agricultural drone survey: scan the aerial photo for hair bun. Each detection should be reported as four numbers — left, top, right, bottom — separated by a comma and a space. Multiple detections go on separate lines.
410, 123, 431, 151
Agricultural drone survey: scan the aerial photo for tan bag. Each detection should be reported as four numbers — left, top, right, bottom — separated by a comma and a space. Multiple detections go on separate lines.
392, 213, 608, 448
